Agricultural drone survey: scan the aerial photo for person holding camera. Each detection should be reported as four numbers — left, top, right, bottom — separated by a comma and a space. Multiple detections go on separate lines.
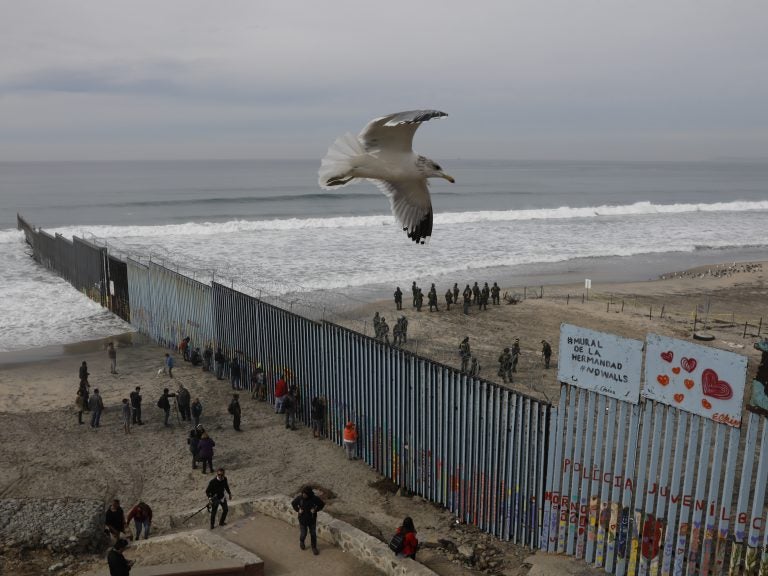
107, 538, 134, 575
291, 485, 325, 555
206, 468, 232, 529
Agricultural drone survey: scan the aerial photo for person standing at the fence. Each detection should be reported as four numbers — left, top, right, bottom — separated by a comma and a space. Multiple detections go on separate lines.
311, 396, 325, 438
283, 387, 297, 430
541, 340, 552, 369
291, 485, 325, 555
274, 373, 288, 413
107, 342, 118, 374
214, 348, 225, 380
203, 344, 213, 372
343, 421, 358, 460
129, 386, 143, 425
230, 357, 241, 390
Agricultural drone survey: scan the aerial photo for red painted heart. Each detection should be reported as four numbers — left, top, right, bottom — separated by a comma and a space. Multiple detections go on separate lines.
701, 368, 733, 400
681, 357, 697, 373
661, 351, 674, 363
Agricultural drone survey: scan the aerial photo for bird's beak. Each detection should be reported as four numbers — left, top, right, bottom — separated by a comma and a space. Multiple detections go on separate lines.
441, 173, 455, 183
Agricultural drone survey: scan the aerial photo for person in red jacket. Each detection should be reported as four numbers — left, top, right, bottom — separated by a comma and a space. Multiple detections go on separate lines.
397, 516, 419, 560
126, 501, 152, 540
274, 374, 288, 413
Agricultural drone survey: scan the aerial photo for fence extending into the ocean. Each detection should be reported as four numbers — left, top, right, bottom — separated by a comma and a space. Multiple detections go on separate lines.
16, 214, 768, 574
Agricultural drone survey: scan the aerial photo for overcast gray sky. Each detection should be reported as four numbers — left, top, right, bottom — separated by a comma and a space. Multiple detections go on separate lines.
1, 0, 766, 161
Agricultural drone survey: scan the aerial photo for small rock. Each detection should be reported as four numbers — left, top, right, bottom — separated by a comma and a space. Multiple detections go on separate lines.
458, 543, 475, 559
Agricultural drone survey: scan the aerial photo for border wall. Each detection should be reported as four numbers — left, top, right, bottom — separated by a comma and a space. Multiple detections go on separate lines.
15, 213, 548, 546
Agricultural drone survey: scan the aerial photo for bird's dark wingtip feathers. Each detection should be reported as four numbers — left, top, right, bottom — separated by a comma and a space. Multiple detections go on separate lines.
405, 211, 433, 244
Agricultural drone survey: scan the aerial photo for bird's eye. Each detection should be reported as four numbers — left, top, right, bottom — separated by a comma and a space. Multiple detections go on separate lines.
434, 164, 442, 171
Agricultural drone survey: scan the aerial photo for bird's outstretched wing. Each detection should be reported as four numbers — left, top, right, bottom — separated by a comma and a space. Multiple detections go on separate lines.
371, 179, 433, 244
359, 110, 448, 153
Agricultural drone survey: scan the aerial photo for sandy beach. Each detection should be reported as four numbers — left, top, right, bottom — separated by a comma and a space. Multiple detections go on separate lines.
0, 260, 765, 575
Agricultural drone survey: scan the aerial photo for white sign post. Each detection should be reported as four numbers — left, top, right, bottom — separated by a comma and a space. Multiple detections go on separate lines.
558, 323, 644, 403
644, 333, 748, 427
585, 279, 591, 300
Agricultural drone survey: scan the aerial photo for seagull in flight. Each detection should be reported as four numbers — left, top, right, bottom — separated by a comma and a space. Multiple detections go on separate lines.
318, 110, 454, 244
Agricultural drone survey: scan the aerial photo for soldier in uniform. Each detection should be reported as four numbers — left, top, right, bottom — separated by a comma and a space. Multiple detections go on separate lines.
472, 282, 480, 305
498, 347, 512, 383
445, 289, 453, 311
394, 287, 403, 310
511, 338, 521, 373
428, 284, 439, 312
541, 340, 552, 369
411, 281, 419, 308
373, 312, 381, 339
392, 318, 403, 346
459, 337, 471, 373
491, 282, 501, 305
415, 288, 424, 312
379, 317, 390, 345
453, 283, 460, 304
400, 316, 408, 343
480, 282, 490, 311
468, 356, 480, 377
462, 284, 472, 315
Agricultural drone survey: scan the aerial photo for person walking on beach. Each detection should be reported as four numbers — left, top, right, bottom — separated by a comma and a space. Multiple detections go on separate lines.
228, 394, 242, 431
214, 348, 225, 380
164, 353, 175, 378
411, 281, 418, 308
89, 388, 104, 428
107, 538, 133, 576
191, 397, 203, 426
283, 387, 297, 430
394, 286, 403, 310
107, 342, 118, 374
121, 399, 131, 434
394, 517, 419, 560
126, 501, 152, 540
177, 383, 191, 421
291, 485, 325, 555
445, 288, 453, 311
541, 340, 553, 369
453, 283, 460, 305
197, 431, 215, 473
129, 386, 143, 425
462, 285, 472, 315
343, 421, 358, 460
206, 468, 232, 529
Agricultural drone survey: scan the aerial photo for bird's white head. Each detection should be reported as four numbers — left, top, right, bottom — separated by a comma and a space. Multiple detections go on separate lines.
418, 156, 455, 183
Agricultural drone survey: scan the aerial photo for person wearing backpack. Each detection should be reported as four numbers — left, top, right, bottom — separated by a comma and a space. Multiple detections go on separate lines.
392, 516, 419, 560
157, 388, 176, 427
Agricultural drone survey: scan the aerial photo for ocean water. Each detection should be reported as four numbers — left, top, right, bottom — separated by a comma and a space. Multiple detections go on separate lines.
1, 159, 767, 353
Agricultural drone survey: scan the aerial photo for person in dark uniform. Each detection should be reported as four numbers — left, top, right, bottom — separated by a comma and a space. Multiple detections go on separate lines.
428, 284, 439, 312
480, 283, 490, 311
498, 347, 512, 383
541, 340, 552, 369
394, 287, 403, 310
469, 357, 480, 377
400, 316, 408, 343
415, 289, 424, 312
491, 282, 501, 305
453, 283, 460, 305
379, 317, 390, 345
462, 285, 472, 315
411, 281, 419, 308
459, 337, 471, 373
228, 394, 242, 431
214, 348, 226, 380
511, 339, 521, 373
472, 282, 480, 305
445, 288, 453, 310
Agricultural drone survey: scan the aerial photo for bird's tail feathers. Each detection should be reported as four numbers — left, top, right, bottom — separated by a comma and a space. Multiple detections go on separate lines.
318, 133, 366, 189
